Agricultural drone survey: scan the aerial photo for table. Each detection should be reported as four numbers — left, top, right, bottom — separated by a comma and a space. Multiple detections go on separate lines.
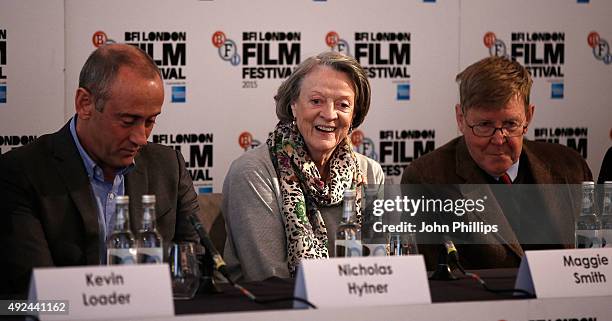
175, 268, 521, 315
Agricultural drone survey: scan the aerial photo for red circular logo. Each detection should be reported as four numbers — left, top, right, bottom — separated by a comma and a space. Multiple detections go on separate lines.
325, 31, 339, 48
92, 31, 108, 48
588, 31, 600, 48
483, 32, 496, 48
212, 31, 226, 48
351, 130, 364, 146
238, 132, 253, 149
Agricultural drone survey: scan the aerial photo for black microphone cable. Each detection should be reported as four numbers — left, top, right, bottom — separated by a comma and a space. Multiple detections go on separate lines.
188, 215, 317, 309
443, 238, 535, 298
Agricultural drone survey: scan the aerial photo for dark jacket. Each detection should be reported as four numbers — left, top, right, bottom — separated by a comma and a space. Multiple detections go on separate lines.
401, 136, 592, 270
0, 121, 199, 296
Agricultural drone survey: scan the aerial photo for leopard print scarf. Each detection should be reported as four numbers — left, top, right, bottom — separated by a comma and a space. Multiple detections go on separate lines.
267, 121, 364, 277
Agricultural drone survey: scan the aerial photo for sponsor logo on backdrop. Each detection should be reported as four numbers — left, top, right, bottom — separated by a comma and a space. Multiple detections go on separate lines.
171, 86, 186, 103
484, 31, 565, 99
152, 133, 213, 193
551, 82, 564, 99
534, 127, 588, 159
587, 31, 611, 65
379, 129, 436, 181
1, 28, 7, 103
397, 83, 410, 100
238, 131, 261, 151
91, 31, 188, 102
326, 31, 411, 101
212, 30, 301, 89
0, 134, 37, 154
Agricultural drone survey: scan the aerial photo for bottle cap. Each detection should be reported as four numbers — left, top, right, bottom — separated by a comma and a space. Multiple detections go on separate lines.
343, 189, 356, 198
142, 194, 156, 203
116, 195, 129, 204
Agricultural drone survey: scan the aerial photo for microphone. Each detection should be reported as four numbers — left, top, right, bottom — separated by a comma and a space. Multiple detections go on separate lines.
188, 215, 231, 281
443, 237, 465, 274
429, 235, 460, 281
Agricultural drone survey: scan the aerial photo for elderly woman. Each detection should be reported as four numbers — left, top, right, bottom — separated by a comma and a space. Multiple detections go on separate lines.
223, 51, 384, 281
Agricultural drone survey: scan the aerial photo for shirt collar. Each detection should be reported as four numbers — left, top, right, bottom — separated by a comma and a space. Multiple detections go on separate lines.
494, 159, 520, 182
69, 116, 135, 181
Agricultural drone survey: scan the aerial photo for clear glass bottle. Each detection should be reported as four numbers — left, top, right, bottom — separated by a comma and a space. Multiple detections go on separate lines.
575, 181, 601, 248
136, 195, 163, 263
335, 189, 362, 257
601, 181, 612, 248
361, 187, 387, 256
107, 195, 136, 264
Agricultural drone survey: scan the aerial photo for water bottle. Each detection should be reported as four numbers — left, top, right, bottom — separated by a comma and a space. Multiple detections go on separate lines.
601, 181, 612, 248
575, 182, 601, 248
107, 195, 136, 264
361, 187, 387, 256
335, 189, 362, 257
136, 195, 163, 263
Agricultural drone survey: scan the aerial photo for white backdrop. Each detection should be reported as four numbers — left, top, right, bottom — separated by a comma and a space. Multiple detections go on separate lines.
1, 0, 610, 193
0, 0, 65, 154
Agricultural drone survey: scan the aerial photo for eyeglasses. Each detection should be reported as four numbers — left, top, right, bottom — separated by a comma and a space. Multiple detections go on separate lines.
466, 122, 527, 137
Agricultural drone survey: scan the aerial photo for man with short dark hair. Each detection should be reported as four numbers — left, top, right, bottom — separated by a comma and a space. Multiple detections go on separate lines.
0, 44, 199, 296
401, 56, 592, 269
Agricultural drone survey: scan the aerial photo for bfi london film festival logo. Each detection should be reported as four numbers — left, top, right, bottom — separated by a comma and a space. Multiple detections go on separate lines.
484, 31, 565, 99
152, 132, 214, 194
351, 130, 378, 161
238, 131, 261, 151
92, 31, 116, 48
91, 31, 187, 103
212, 31, 241, 67
325, 31, 411, 101
212, 30, 300, 88
587, 31, 611, 65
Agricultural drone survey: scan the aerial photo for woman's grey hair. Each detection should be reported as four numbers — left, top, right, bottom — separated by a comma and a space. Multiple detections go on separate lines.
274, 51, 371, 129
78, 44, 161, 112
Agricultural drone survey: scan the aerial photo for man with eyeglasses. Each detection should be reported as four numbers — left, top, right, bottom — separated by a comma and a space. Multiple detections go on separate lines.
401, 56, 592, 270
0, 44, 199, 296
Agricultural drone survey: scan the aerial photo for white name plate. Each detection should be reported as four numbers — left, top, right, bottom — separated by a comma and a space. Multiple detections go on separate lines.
294, 255, 430, 308
516, 248, 612, 298
28, 264, 174, 320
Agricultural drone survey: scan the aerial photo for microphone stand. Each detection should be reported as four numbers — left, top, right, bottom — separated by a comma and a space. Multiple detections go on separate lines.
197, 250, 223, 294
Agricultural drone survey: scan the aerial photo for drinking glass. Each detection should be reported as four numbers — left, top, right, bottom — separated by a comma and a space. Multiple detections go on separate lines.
169, 242, 200, 300
388, 233, 419, 255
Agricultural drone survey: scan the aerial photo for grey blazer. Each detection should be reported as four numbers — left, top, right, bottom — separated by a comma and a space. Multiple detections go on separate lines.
0, 121, 199, 296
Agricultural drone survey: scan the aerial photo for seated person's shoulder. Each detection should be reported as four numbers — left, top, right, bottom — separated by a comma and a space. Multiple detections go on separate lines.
355, 152, 384, 184
230, 145, 273, 172
401, 137, 461, 184
524, 140, 591, 181
225, 145, 277, 186
0, 133, 54, 168
525, 140, 586, 166
137, 143, 182, 166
